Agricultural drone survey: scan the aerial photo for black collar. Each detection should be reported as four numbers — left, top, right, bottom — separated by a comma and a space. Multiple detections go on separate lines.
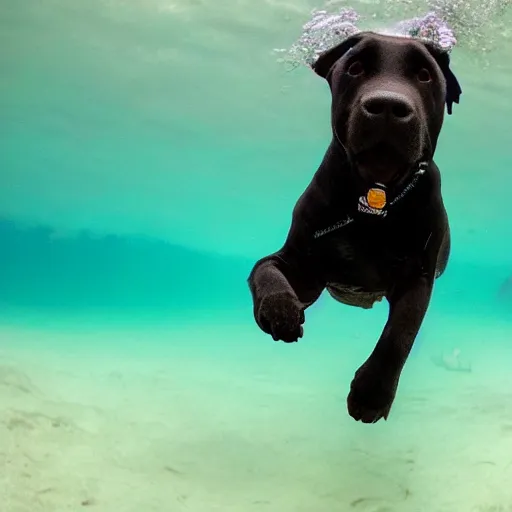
332, 130, 429, 217
313, 141, 429, 239
355, 161, 428, 218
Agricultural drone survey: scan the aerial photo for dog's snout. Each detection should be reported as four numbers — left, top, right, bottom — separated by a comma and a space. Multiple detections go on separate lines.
361, 92, 414, 122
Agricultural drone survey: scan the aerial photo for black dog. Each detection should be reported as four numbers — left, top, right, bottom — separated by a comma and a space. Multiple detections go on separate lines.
248, 32, 462, 423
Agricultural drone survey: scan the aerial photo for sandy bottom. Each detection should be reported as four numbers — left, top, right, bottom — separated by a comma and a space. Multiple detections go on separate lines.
2, 315, 512, 512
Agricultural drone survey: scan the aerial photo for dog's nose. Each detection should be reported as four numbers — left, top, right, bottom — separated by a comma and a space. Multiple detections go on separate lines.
361, 92, 414, 122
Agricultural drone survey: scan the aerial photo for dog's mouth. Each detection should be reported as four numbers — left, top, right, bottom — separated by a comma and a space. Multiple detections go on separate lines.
353, 143, 412, 186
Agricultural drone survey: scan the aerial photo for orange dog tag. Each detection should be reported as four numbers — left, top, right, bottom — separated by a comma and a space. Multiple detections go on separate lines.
366, 188, 387, 210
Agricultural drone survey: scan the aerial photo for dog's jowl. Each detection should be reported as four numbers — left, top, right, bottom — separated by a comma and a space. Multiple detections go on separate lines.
248, 33, 462, 424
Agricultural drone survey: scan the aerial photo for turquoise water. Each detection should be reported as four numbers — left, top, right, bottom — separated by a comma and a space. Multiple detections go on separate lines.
2, 1, 512, 511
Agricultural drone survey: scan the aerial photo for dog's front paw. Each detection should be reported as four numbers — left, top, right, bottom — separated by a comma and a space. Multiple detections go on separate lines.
257, 292, 305, 343
347, 360, 400, 423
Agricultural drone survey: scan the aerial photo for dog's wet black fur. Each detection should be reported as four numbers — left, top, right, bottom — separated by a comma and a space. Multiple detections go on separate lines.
248, 32, 462, 424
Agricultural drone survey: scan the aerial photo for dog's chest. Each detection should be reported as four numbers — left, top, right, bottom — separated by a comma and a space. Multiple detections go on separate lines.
311, 214, 423, 287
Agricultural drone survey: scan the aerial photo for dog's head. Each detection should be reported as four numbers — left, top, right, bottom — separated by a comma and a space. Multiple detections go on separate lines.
312, 32, 461, 186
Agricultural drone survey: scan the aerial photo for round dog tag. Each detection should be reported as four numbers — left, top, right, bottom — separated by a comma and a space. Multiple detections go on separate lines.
367, 187, 387, 210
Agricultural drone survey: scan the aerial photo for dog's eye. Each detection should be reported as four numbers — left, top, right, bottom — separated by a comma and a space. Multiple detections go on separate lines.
347, 61, 364, 77
417, 68, 432, 83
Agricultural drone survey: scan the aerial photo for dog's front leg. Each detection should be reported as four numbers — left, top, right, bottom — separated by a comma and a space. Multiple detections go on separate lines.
248, 252, 324, 343
347, 271, 434, 423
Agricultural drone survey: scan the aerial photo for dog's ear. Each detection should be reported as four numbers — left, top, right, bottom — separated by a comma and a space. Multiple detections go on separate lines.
311, 34, 364, 80
423, 43, 462, 115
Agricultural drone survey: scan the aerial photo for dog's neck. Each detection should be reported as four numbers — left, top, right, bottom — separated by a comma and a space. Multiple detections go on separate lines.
328, 138, 429, 218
